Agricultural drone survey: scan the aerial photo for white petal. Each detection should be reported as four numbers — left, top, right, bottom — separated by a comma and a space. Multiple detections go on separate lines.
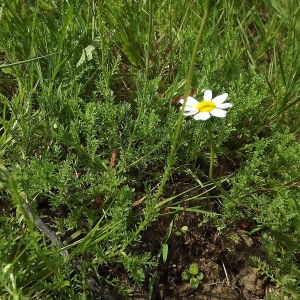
212, 93, 228, 105
183, 110, 198, 116
210, 108, 227, 118
194, 112, 211, 120
179, 96, 199, 108
217, 102, 232, 109
203, 90, 212, 101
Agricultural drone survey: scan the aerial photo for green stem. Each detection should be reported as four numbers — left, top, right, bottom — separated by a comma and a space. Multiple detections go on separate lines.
207, 122, 215, 181
207, 122, 230, 198
154, 0, 211, 203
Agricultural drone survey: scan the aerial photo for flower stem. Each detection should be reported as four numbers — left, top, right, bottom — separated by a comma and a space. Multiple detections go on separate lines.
207, 122, 230, 198
207, 122, 215, 181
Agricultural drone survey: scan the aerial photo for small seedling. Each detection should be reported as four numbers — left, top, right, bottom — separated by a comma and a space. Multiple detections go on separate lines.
175, 225, 189, 236
181, 263, 204, 289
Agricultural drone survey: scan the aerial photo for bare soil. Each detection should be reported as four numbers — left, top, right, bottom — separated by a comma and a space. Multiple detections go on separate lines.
137, 211, 267, 300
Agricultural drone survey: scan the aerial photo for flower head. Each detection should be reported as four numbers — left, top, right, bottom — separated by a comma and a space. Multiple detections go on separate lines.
179, 90, 232, 120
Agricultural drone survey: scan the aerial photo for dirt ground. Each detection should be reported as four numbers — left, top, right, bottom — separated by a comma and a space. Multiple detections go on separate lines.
136, 211, 268, 300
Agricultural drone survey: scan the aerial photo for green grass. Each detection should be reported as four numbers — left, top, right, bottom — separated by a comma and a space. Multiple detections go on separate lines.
0, 0, 299, 298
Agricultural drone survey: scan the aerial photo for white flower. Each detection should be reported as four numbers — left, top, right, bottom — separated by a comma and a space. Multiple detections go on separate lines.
179, 90, 232, 120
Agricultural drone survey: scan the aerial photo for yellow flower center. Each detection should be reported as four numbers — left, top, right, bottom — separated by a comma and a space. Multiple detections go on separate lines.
196, 101, 216, 112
